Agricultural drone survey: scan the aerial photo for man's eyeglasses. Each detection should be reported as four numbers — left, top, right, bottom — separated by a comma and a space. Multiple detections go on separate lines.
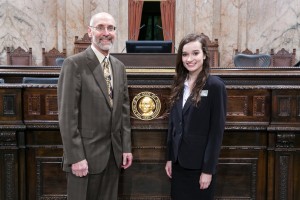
89, 25, 116, 33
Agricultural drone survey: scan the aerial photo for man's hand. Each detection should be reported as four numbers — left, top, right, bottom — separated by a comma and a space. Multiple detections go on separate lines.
71, 159, 88, 177
121, 153, 133, 169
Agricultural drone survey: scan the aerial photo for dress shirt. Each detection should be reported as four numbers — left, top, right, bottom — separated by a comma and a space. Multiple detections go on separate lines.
182, 79, 190, 108
91, 45, 113, 88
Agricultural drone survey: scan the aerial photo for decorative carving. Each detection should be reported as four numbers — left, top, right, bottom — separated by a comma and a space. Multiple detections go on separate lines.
28, 94, 41, 115
276, 133, 295, 148
118, 196, 171, 200
46, 95, 58, 115
40, 197, 67, 200
3, 94, 16, 115
74, 33, 91, 54
298, 96, 300, 117
0, 131, 16, 146
235, 48, 259, 55
278, 97, 291, 117
6, 46, 33, 65
271, 48, 296, 66
227, 96, 248, 116
4, 153, 16, 200
199, 33, 219, 67
279, 155, 289, 199
42, 48, 66, 66
253, 96, 266, 116
132, 92, 161, 120
36, 157, 65, 199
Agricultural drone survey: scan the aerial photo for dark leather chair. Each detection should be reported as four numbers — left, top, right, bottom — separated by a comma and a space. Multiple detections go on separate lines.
22, 77, 58, 84
234, 54, 271, 67
7, 47, 33, 65
0, 78, 4, 83
55, 57, 65, 66
42, 48, 66, 66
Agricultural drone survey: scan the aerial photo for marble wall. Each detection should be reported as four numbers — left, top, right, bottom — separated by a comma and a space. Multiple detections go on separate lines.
0, 0, 299, 67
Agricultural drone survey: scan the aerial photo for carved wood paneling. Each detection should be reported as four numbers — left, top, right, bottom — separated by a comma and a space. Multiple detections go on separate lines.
28, 94, 41, 115
0, 131, 16, 146
23, 88, 58, 122
227, 96, 248, 116
253, 96, 266, 116
2, 153, 17, 200
216, 158, 258, 199
297, 96, 300, 117
1, 66, 300, 199
3, 95, 16, 115
45, 95, 58, 115
36, 157, 66, 199
118, 162, 171, 200
276, 132, 295, 148
272, 90, 300, 125
227, 90, 270, 123
278, 96, 291, 117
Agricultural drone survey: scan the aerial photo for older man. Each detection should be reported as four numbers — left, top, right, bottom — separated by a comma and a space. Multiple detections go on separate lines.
58, 12, 133, 200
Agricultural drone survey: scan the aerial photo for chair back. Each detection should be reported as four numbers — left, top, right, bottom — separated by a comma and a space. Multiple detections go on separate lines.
42, 48, 66, 66
74, 33, 91, 54
270, 48, 296, 66
22, 77, 58, 84
234, 54, 271, 67
199, 33, 219, 67
7, 47, 32, 65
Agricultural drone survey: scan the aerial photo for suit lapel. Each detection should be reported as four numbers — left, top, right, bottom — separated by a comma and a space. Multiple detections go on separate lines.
110, 56, 120, 111
175, 95, 183, 122
182, 96, 192, 114
85, 47, 112, 108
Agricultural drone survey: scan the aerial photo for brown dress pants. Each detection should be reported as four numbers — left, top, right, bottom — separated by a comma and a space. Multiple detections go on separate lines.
67, 149, 120, 200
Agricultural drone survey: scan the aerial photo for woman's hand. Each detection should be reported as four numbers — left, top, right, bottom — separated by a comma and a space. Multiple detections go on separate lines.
165, 161, 172, 178
199, 172, 212, 189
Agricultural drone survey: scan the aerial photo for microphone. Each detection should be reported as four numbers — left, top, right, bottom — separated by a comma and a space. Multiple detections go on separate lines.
156, 25, 177, 52
121, 24, 146, 53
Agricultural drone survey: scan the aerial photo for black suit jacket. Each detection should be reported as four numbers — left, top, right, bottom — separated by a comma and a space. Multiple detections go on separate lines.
167, 75, 227, 174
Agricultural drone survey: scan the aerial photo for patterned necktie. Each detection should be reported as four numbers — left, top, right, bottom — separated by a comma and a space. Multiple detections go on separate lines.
102, 57, 113, 106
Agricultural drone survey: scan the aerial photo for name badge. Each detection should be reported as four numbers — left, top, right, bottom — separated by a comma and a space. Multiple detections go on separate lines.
201, 90, 208, 96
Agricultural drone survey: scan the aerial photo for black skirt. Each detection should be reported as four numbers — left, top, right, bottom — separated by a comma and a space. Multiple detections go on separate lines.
171, 162, 216, 200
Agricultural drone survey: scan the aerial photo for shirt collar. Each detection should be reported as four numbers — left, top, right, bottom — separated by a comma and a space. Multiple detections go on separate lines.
91, 45, 110, 63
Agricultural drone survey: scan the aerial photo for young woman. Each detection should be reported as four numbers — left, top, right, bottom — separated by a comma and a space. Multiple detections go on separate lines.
165, 33, 227, 200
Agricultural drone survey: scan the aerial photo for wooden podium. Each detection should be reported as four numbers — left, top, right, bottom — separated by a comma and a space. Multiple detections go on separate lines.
0, 54, 300, 200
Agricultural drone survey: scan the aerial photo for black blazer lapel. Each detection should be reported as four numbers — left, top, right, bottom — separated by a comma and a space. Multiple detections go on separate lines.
182, 96, 192, 114
176, 96, 183, 122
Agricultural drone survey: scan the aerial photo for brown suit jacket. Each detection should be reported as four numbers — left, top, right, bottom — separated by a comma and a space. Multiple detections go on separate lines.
58, 46, 131, 174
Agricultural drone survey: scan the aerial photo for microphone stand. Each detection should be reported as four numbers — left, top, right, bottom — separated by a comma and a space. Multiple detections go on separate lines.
121, 24, 146, 53
156, 25, 177, 53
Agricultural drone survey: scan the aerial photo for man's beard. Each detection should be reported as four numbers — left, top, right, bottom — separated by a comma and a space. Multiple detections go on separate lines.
93, 36, 113, 51
97, 42, 113, 51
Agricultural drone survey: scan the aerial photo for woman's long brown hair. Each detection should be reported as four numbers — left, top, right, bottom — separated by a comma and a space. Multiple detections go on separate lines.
169, 33, 210, 107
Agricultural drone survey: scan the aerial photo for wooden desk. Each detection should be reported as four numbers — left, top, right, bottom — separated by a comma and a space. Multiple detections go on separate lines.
0, 66, 300, 200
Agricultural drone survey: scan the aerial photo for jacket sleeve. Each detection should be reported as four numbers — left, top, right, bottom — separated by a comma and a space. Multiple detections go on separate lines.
121, 64, 132, 153
58, 58, 85, 165
202, 78, 227, 174
166, 108, 173, 161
